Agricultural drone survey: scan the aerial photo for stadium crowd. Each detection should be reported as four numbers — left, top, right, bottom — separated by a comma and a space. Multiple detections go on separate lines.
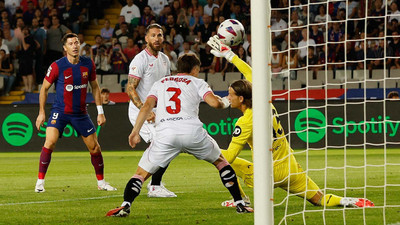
0, 0, 398, 96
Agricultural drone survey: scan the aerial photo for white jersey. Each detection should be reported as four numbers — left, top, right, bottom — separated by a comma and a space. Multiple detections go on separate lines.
147, 74, 213, 135
128, 48, 171, 114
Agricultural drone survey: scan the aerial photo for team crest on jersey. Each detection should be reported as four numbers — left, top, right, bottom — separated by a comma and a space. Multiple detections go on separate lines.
232, 126, 242, 137
82, 71, 88, 79
46, 66, 52, 77
131, 66, 137, 73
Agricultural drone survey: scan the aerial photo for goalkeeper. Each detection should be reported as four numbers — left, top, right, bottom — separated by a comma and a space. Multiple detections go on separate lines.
207, 35, 375, 208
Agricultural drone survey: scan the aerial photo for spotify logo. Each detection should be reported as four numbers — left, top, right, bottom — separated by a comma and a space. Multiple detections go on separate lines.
294, 109, 326, 143
2, 113, 33, 146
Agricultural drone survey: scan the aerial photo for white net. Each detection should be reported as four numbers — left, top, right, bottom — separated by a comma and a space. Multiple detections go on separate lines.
269, 0, 400, 224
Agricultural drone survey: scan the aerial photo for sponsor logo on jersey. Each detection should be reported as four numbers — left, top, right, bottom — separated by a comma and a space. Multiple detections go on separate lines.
149, 63, 153, 67
66, 84, 73, 91
232, 126, 242, 137
74, 84, 88, 89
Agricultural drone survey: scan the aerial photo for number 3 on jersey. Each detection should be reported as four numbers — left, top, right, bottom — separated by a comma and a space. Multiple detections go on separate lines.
166, 87, 181, 114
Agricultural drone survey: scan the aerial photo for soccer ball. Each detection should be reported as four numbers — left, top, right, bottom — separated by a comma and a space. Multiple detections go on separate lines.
217, 19, 245, 47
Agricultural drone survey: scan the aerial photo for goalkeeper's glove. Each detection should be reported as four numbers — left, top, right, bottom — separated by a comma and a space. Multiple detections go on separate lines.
207, 35, 236, 63
221, 96, 230, 109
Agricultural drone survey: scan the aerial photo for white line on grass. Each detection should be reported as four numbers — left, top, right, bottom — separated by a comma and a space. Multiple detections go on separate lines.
0, 190, 227, 206
0, 195, 123, 206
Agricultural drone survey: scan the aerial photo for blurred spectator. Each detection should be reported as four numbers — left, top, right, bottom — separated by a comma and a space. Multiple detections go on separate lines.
91, 35, 103, 57
148, 0, 167, 16
78, 33, 87, 55
3, 28, 17, 53
164, 14, 179, 36
60, 0, 81, 34
19, 26, 36, 93
353, 32, 365, 69
31, 17, 46, 84
188, 0, 203, 16
14, 17, 25, 42
203, 0, 218, 16
88, 0, 104, 25
389, 1, 400, 22
100, 87, 116, 105
246, 44, 251, 66
388, 18, 400, 35
113, 16, 128, 37
168, 27, 184, 54
290, 10, 304, 27
101, 19, 114, 45
271, 43, 283, 77
81, 44, 92, 58
178, 41, 194, 57
310, 25, 324, 44
230, 3, 245, 22
387, 91, 400, 99
41, 16, 50, 32
283, 49, 298, 79
157, 4, 171, 25
0, 49, 14, 96
328, 22, 344, 42
387, 31, 400, 69
308, 47, 321, 78
139, 5, 155, 27
23, 0, 35, 25
108, 42, 128, 74
133, 24, 146, 48
20, 0, 38, 12
199, 45, 214, 73
0, 1, 10, 16
271, 10, 287, 43
210, 6, 219, 25
298, 28, 316, 66
197, 14, 215, 44
120, 0, 140, 27
3, 20, 13, 38
5, 0, 19, 15
42, 0, 57, 18
33, 8, 43, 23
189, 9, 202, 35
0, 10, 10, 29
0, 31, 10, 56
95, 44, 111, 74
133, 0, 148, 13
162, 41, 177, 72
45, 16, 70, 66
113, 22, 131, 49
314, 4, 331, 23
123, 37, 140, 61
172, 0, 189, 37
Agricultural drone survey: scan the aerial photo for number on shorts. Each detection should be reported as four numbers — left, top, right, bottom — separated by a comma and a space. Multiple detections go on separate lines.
166, 87, 181, 114
52, 112, 59, 120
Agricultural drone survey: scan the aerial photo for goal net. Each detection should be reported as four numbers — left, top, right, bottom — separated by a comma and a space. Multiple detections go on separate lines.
269, 0, 400, 224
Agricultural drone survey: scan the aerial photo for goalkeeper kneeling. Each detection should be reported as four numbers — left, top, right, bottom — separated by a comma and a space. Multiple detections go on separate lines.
207, 35, 375, 208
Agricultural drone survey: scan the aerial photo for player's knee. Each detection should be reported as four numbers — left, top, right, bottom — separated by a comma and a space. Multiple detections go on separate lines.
44, 141, 56, 150
90, 143, 101, 154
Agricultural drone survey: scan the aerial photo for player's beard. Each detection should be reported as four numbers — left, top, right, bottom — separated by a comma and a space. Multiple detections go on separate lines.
148, 41, 162, 54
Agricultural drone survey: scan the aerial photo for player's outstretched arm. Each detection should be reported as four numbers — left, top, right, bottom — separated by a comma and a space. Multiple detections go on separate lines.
90, 79, 106, 126
204, 92, 230, 109
36, 79, 52, 130
129, 97, 156, 148
207, 35, 252, 82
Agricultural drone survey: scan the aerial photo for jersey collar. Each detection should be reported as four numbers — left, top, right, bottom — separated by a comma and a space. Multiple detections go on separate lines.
145, 48, 158, 58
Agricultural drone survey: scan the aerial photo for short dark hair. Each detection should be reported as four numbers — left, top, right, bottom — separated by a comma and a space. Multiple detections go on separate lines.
230, 79, 252, 108
177, 54, 201, 74
62, 33, 78, 45
145, 23, 163, 35
101, 88, 110, 94
387, 91, 399, 99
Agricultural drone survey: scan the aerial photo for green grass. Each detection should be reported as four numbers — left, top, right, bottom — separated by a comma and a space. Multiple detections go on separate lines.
0, 149, 399, 225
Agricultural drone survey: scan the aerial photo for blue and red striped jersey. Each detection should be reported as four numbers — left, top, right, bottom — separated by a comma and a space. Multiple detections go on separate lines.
45, 56, 96, 114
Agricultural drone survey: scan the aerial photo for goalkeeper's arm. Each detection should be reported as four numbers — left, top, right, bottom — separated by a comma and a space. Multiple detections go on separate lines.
207, 35, 253, 82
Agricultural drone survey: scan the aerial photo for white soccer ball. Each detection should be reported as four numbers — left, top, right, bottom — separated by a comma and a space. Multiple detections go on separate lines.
217, 19, 245, 47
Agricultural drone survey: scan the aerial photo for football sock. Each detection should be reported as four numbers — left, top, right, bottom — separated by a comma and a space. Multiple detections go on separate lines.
90, 152, 104, 180
151, 163, 169, 186
38, 147, 53, 179
216, 160, 243, 203
321, 194, 343, 207
123, 175, 144, 204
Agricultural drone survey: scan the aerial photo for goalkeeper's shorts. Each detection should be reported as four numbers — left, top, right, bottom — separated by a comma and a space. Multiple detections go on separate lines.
274, 155, 321, 200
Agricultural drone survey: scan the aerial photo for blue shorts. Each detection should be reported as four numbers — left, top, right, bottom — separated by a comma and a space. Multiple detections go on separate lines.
47, 110, 96, 137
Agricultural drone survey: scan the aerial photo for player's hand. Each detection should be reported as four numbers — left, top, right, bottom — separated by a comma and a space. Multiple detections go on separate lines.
35, 113, 46, 131
146, 111, 155, 124
128, 130, 141, 148
97, 114, 106, 126
207, 35, 236, 62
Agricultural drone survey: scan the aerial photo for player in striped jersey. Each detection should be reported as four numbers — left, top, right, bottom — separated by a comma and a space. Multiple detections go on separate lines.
207, 35, 375, 208
106, 54, 253, 217
34, 33, 116, 193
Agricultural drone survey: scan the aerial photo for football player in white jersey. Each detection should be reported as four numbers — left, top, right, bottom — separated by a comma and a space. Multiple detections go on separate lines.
126, 23, 175, 197
106, 54, 254, 217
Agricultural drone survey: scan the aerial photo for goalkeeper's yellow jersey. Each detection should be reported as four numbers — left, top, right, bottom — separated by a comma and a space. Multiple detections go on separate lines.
225, 56, 292, 165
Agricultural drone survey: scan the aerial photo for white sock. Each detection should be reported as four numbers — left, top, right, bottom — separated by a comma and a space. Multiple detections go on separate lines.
122, 201, 131, 207
36, 179, 45, 185
97, 179, 105, 186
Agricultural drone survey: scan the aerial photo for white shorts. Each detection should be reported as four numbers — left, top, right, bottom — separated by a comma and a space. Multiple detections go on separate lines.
129, 107, 156, 143
138, 129, 221, 174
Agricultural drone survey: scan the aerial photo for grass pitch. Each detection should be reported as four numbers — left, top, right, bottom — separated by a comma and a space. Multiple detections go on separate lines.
0, 149, 399, 225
